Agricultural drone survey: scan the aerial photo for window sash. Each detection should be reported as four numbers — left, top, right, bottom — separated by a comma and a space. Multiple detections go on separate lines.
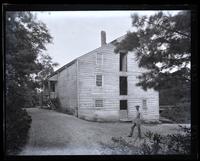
142, 99, 147, 109
95, 100, 103, 107
96, 53, 103, 66
96, 75, 102, 86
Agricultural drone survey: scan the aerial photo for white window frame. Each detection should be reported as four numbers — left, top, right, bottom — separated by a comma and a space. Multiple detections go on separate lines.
95, 99, 104, 107
142, 99, 147, 109
95, 74, 103, 87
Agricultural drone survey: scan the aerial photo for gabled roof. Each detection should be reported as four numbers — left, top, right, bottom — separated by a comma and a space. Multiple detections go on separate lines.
47, 59, 77, 79
47, 34, 126, 79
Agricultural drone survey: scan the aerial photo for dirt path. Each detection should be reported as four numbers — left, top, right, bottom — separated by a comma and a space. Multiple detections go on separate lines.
19, 108, 190, 155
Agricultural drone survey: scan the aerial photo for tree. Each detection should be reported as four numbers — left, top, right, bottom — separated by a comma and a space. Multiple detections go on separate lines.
114, 11, 190, 91
114, 11, 191, 105
5, 11, 56, 154
6, 12, 53, 94
35, 53, 59, 90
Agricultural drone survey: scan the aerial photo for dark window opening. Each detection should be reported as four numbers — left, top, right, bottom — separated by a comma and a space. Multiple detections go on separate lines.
96, 75, 102, 86
50, 81, 55, 92
120, 53, 127, 71
95, 99, 103, 107
120, 76, 127, 95
120, 100, 127, 110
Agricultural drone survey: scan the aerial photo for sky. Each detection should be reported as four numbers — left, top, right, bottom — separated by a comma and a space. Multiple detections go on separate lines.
34, 11, 180, 70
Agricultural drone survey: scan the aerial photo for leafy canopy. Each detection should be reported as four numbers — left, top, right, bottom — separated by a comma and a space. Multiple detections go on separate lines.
6, 11, 58, 108
114, 11, 191, 91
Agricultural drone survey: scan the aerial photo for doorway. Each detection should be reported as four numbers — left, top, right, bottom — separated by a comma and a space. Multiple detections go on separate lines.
119, 100, 128, 120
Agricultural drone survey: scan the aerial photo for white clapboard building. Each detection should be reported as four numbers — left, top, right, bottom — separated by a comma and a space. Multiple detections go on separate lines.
46, 31, 159, 122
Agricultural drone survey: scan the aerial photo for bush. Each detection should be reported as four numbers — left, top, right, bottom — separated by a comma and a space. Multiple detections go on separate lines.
140, 131, 164, 155
65, 108, 75, 115
5, 86, 32, 154
140, 126, 191, 155
100, 137, 140, 154
50, 97, 61, 110
167, 125, 191, 154
6, 108, 32, 155
160, 102, 190, 123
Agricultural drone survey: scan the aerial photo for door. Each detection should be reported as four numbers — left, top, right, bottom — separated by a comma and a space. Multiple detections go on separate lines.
119, 100, 128, 120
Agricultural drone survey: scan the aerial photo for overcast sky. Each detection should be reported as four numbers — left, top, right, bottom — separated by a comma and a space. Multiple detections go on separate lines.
35, 11, 180, 70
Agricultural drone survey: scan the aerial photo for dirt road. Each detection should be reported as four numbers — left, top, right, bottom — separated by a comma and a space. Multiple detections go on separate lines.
19, 108, 190, 155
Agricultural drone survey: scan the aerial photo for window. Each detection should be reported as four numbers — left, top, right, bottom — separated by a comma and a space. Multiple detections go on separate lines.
120, 76, 127, 95
96, 75, 102, 86
50, 81, 56, 92
120, 53, 127, 71
96, 53, 103, 66
120, 100, 127, 110
95, 100, 103, 107
142, 99, 147, 109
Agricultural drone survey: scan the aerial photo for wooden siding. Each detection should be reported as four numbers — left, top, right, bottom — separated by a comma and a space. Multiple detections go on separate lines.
77, 43, 159, 121
49, 35, 159, 122
77, 44, 120, 121
55, 61, 78, 115
127, 52, 159, 121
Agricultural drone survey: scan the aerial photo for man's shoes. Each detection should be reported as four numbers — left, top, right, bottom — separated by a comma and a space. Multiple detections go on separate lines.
128, 135, 132, 137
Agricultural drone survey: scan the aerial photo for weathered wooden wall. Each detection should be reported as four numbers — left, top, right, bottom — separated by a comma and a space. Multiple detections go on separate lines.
127, 51, 159, 121
77, 41, 159, 121
77, 44, 120, 121
49, 35, 159, 122
55, 62, 78, 115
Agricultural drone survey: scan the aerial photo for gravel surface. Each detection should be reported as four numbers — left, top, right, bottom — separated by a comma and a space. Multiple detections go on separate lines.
19, 108, 190, 155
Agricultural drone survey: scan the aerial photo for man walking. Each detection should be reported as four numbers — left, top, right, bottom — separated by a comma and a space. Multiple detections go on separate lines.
128, 105, 142, 138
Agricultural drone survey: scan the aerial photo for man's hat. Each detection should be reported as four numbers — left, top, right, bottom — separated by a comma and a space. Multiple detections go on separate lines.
135, 105, 140, 108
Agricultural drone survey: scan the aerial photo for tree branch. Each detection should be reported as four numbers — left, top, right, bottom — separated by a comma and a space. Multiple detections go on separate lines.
142, 17, 191, 39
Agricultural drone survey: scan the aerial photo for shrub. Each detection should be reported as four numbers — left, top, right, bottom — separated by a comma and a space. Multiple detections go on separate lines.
65, 108, 74, 115
6, 108, 32, 155
167, 125, 191, 154
5, 85, 33, 155
160, 102, 191, 123
140, 131, 164, 155
100, 137, 140, 154
140, 126, 191, 155
50, 97, 61, 110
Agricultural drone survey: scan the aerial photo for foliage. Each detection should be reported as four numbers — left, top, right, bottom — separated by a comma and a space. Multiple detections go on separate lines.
140, 131, 165, 154
159, 84, 190, 105
140, 126, 191, 155
100, 137, 140, 154
46, 97, 61, 110
6, 12, 52, 86
35, 54, 59, 89
114, 11, 190, 92
160, 102, 191, 123
114, 11, 191, 120
100, 127, 191, 155
6, 108, 32, 155
51, 97, 61, 109
167, 126, 191, 154
30, 90, 40, 107
65, 108, 75, 115
5, 12, 55, 154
